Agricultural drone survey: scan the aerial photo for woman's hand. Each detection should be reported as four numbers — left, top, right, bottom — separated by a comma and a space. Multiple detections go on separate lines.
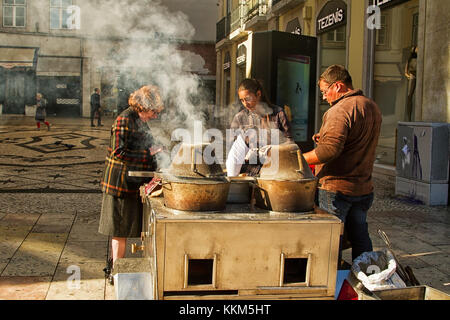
150, 146, 163, 156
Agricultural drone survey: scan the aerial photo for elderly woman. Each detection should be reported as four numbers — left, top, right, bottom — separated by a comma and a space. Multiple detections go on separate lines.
98, 85, 164, 284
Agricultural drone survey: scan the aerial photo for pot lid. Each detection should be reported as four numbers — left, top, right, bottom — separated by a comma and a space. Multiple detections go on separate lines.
167, 143, 225, 179
259, 143, 315, 180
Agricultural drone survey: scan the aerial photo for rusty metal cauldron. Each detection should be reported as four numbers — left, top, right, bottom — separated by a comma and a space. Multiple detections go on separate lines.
254, 143, 318, 212
160, 143, 230, 211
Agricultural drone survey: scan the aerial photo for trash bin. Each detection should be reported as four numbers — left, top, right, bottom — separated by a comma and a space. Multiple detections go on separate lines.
351, 249, 406, 292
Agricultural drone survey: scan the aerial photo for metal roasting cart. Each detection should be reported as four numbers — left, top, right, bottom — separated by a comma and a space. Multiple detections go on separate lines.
130, 194, 342, 300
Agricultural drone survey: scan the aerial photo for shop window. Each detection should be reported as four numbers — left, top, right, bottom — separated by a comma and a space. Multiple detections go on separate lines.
50, 0, 72, 29
325, 26, 345, 43
3, 0, 26, 27
411, 13, 419, 46
375, 14, 390, 50
373, 2, 419, 166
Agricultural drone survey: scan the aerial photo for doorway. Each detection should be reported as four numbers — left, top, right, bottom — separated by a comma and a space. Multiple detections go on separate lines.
37, 76, 81, 117
372, 0, 419, 166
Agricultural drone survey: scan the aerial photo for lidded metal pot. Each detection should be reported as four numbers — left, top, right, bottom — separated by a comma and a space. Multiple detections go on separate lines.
160, 143, 230, 211
254, 143, 318, 212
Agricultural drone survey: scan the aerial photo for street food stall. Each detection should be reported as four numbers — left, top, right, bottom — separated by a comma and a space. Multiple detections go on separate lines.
116, 142, 450, 301
121, 142, 343, 300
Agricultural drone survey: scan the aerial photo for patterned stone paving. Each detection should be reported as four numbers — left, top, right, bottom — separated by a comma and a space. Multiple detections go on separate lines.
0, 115, 448, 299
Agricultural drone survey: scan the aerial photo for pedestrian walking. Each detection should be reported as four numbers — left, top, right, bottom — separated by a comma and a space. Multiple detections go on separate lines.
303, 65, 382, 264
90, 88, 103, 127
35, 93, 50, 130
98, 85, 165, 285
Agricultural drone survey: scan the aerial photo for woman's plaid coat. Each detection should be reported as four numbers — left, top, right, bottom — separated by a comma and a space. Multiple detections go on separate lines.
101, 108, 156, 197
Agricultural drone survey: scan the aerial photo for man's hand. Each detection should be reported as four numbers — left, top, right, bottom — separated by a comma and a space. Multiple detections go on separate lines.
312, 133, 320, 143
303, 149, 321, 165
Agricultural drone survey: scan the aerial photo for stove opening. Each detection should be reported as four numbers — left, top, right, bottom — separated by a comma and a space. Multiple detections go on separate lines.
283, 258, 308, 284
188, 259, 214, 285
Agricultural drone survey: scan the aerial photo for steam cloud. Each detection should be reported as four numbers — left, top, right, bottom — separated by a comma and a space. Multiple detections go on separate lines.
84, 0, 215, 167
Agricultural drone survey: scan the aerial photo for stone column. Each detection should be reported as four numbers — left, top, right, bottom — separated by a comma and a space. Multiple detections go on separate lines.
416, 0, 450, 122
82, 57, 91, 118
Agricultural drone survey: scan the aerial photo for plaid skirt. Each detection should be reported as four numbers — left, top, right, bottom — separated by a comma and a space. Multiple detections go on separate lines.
98, 193, 142, 238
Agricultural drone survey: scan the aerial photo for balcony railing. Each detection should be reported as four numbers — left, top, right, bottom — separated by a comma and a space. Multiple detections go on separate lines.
216, 14, 231, 43
218, 1, 268, 41
244, 0, 268, 23
216, 16, 226, 42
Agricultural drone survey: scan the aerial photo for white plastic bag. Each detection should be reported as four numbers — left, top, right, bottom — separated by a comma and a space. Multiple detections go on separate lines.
351, 249, 407, 291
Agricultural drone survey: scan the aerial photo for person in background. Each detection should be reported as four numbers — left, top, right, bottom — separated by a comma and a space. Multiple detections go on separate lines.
303, 65, 382, 266
90, 88, 103, 127
35, 93, 50, 131
98, 85, 164, 285
226, 78, 293, 177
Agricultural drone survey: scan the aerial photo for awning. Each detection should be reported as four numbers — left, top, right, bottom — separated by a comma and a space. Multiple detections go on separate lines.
0, 47, 38, 69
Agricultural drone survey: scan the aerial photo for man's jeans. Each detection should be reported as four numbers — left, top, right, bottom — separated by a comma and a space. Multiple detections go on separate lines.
316, 189, 374, 262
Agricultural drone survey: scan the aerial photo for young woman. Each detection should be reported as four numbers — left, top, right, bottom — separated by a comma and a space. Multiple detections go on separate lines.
226, 78, 293, 176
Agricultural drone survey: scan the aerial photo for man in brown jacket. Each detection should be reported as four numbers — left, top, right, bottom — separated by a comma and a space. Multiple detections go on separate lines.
304, 65, 382, 263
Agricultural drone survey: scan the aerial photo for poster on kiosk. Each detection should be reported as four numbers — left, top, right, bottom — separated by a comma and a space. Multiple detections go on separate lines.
250, 31, 317, 152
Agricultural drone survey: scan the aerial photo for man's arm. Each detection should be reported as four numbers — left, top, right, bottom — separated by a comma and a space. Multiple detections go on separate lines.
303, 149, 321, 165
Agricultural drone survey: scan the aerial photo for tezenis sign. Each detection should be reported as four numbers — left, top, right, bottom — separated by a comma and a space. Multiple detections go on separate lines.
316, 0, 347, 35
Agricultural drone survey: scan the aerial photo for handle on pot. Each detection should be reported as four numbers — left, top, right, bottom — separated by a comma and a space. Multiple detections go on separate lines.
290, 149, 306, 174
191, 146, 196, 173
191, 146, 202, 176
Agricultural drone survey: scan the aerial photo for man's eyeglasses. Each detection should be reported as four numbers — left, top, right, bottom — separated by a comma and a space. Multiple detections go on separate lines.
320, 81, 336, 96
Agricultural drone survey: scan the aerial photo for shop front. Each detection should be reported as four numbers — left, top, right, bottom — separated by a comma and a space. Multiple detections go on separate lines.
0, 46, 38, 115
368, 0, 420, 166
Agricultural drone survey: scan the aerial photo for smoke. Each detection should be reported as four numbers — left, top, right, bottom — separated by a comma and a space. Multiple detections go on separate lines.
84, 0, 214, 167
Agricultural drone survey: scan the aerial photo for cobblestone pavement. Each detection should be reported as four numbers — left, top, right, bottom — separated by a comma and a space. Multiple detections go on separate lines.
0, 115, 448, 299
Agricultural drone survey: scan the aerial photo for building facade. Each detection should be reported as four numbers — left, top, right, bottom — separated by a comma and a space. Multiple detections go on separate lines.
0, 0, 217, 118
215, 0, 449, 171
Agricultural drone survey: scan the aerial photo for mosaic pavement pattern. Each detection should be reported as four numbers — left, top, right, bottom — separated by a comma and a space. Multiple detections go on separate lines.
0, 119, 109, 193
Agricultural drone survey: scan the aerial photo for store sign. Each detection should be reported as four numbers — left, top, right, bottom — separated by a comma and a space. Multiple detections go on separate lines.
316, 0, 347, 35
236, 44, 246, 66
372, 0, 410, 9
